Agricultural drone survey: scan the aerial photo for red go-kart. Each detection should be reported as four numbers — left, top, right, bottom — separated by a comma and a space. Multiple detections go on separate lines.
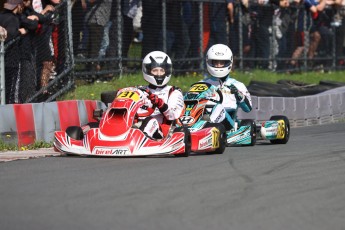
54, 87, 191, 157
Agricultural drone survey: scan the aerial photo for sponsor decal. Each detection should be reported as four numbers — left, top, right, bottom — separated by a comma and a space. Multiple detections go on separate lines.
199, 137, 212, 149
180, 116, 195, 124
262, 121, 279, 139
214, 110, 224, 123
93, 147, 129, 155
228, 131, 250, 143
215, 52, 224, 56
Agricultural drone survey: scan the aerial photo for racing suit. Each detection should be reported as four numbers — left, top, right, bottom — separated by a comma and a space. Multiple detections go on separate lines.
201, 75, 252, 130
138, 85, 184, 139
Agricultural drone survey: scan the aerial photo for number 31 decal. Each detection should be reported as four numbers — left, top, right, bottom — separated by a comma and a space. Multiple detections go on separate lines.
117, 91, 140, 101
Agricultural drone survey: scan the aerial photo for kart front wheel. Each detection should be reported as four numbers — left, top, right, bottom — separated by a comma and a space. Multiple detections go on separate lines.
173, 127, 191, 157
66, 126, 84, 140
204, 123, 226, 154
269, 115, 290, 144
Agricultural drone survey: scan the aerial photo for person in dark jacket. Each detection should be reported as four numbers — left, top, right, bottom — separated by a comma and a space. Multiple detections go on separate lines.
0, 0, 27, 104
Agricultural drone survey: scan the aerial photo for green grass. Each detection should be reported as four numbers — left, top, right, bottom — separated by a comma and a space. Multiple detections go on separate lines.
0, 140, 53, 151
59, 69, 345, 101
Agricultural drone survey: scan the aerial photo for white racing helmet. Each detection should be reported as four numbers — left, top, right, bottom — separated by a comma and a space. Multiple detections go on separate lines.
206, 44, 233, 78
142, 51, 172, 87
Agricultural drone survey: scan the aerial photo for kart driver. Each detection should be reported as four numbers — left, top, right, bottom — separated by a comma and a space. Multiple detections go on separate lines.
201, 44, 252, 130
137, 51, 184, 139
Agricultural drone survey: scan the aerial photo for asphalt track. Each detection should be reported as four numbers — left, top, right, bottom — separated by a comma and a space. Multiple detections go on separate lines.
1, 122, 345, 230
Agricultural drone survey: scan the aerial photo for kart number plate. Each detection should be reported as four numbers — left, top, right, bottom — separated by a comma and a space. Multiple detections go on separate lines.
117, 91, 140, 102
189, 84, 209, 92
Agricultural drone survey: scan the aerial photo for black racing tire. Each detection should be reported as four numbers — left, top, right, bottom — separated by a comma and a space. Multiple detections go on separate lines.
248, 80, 279, 88
66, 126, 84, 140
239, 119, 257, 146
269, 115, 290, 144
203, 123, 226, 154
248, 88, 286, 97
276, 79, 311, 87
247, 82, 291, 97
101, 90, 117, 106
173, 127, 191, 157
319, 80, 345, 88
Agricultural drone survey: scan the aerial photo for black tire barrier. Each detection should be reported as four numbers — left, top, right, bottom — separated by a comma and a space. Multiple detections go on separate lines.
248, 80, 345, 97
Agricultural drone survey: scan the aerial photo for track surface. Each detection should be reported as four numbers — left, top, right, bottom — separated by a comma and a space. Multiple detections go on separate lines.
1, 123, 345, 230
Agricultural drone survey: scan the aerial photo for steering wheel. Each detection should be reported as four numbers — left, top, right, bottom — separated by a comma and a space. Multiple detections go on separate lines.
136, 86, 157, 117
188, 82, 223, 104
209, 87, 223, 104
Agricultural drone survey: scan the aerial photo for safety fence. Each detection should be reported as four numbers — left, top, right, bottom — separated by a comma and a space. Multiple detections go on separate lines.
0, 1, 73, 105
2, 0, 345, 105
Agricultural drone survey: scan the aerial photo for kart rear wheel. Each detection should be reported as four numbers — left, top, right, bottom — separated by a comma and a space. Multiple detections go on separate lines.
204, 123, 226, 154
173, 127, 191, 157
239, 119, 257, 146
66, 126, 84, 140
269, 115, 290, 144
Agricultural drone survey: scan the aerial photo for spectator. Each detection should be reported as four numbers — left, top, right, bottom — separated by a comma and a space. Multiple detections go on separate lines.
0, 0, 27, 104
0, 26, 7, 41
334, 0, 345, 66
32, 0, 59, 96
132, 0, 142, 43
100, 0, 139, 80
228, 0, 253, 69
84, 0, 111, 77
71, 0, 88, 57
141, 0, 161, 58
18, 0, 40, 103
288, 0, 326, 71
163, 1, 191, 71
275, 0, 299, 70
205, 0, 229, 50
307, 0, 327, 67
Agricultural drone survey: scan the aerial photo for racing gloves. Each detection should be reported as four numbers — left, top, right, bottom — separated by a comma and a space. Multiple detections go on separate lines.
228, 84, 244, 102
148, 93, 168, 112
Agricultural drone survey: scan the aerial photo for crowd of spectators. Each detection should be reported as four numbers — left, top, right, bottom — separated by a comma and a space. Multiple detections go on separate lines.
70, 0, 345, 76
0, 0, 60, 104
228, 0, 345, 71
2, 0, 345, 104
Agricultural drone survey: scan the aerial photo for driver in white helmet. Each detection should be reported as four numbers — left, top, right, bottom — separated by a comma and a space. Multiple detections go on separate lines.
138, 51, 184, 139
201, 44, 252, 130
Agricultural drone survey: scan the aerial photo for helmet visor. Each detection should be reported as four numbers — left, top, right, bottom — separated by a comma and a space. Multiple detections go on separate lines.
207, 59, 232, 68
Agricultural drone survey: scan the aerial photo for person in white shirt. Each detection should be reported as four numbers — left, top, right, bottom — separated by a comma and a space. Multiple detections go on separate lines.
136, 51, 184, 139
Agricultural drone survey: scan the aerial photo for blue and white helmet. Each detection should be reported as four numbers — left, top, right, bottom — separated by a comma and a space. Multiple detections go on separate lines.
206, 44, 233, 78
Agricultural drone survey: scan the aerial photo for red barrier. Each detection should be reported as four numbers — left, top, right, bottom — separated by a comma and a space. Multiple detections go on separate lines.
13, 104, 36, 147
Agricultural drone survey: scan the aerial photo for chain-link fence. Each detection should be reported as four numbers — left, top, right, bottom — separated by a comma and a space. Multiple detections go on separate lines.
1, 0, 345, 104
0, 0, 73, 105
